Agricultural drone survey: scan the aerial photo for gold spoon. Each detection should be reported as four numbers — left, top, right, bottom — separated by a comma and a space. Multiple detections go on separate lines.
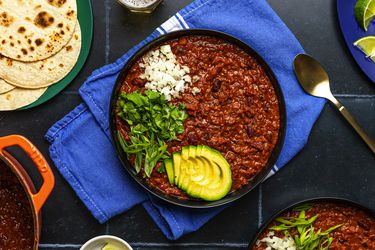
293, 53, 375, 154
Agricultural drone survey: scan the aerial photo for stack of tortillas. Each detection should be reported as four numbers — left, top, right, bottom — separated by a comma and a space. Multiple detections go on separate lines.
0, 0, 81, 111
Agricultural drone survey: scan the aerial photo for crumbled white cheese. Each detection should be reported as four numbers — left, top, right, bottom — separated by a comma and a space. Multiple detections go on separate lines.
192, 87, 201, 95
141, 45, 197, 101
256, 232, 296, 250
192, 75, 200, 82
160, 44, 172, 55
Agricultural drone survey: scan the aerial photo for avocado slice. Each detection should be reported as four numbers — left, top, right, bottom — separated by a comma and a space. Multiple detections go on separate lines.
173, 152, 181, 185
181, 146, 199, 189
181, 146, 190, 160
176, 146, 195, 188
196, 145, 204, 155
175, 146, 192, 188
200, 156, 220, 189
172, 145, 232, 201
185, 156, 208, 198
188, 145, 196, 157
198, 146, 232, 201
190, 156, 207, 183
194, 156, 213, 186
179, 156, 197, 191
176, 151, 187, 187
164, 158, 174, 185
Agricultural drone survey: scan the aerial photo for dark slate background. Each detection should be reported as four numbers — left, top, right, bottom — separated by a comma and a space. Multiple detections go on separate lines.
1, 0, 374, 249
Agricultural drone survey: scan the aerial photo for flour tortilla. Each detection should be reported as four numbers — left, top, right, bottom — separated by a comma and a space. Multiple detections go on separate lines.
0, 23, 81, 88
0, 87, 46, 111
0, 0, 77, 62
0, 79, 14, 94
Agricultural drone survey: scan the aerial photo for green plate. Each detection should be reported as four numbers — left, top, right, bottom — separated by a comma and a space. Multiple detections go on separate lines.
20, 0, 93, 110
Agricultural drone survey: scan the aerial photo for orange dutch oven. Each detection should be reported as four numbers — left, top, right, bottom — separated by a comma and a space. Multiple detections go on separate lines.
0, 135, 55, 249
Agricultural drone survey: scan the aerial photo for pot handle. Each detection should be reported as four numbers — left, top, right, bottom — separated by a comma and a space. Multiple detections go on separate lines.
0, 135, 55, 214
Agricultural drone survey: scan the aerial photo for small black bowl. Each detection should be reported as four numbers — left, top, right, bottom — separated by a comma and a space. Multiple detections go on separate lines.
109, 29, 287, 208
247, 197, 375, 249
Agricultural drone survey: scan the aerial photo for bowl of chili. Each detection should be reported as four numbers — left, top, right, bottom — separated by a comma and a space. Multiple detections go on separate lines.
248, 198, 375, 249
109, 29, 286, 208
0, 135, 55, 250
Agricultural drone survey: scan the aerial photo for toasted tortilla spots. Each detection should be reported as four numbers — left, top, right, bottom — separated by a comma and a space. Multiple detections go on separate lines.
0, 22, 81, 88
0, 0, 77, 62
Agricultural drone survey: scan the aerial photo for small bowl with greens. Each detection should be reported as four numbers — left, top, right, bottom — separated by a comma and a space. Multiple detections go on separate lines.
248, 198, 375, 250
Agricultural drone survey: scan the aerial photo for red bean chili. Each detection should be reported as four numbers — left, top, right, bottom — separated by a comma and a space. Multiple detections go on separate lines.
116, 35, 280, 199
252, 202, 375, 249
0, 161, 34, 249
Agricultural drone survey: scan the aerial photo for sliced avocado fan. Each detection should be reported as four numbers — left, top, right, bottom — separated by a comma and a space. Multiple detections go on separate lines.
164, 145, 232, 201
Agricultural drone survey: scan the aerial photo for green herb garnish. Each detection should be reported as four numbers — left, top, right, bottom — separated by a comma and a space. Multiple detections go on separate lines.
117, 90, 188, 177
269, 205, 342, 250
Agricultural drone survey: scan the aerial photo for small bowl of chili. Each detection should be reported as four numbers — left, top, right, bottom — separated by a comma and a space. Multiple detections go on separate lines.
248, 198, 375, 249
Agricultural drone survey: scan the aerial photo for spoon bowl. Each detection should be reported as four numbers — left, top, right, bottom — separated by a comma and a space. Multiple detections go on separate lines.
293, 54, 334, 101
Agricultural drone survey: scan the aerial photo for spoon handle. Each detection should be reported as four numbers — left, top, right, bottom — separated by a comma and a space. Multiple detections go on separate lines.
331, 99, 375, 154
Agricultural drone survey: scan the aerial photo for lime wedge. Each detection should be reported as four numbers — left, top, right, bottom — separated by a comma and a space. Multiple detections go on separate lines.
353, 36, 375, 62
355, 0, 375, 31
102, 243, 120, 250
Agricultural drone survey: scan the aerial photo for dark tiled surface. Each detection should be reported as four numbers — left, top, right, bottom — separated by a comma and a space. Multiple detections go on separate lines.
0, 0, 374, 249
108, 188, 260, 244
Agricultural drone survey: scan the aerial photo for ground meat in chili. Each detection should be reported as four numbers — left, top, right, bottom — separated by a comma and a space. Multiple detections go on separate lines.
116, 35, 280, 199
0, 161, 34, 250
252, 202, 375, 249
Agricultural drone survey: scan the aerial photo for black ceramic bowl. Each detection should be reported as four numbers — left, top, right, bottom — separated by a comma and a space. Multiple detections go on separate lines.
247, 197, 375, 249
109, 29, 286, 208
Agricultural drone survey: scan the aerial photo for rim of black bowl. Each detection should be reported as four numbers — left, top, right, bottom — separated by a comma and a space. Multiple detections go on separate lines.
247, 197, 375, 249
109, 29, 287, 208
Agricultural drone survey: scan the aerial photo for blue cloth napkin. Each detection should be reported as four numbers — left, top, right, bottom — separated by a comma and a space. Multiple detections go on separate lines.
45, 0, 325, 240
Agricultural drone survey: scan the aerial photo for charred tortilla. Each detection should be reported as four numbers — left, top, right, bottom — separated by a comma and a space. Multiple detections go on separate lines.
0, 0, 77, 62
0, 22, 81, 88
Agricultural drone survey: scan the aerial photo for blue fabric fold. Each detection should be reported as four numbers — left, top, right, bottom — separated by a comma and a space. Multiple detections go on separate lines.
46, 0, 325, 240
45, 104, 148, 222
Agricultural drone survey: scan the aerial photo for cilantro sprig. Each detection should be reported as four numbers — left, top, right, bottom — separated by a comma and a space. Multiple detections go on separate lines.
117, 90, 188, 177
269, 205, 342, 250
